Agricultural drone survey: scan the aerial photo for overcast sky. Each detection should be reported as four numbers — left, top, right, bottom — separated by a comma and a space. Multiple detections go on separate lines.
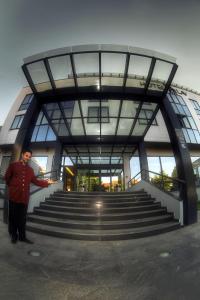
0, 0, 200, 125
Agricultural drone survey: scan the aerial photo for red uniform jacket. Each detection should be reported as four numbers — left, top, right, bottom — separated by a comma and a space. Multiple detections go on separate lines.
4, 161, 49, 204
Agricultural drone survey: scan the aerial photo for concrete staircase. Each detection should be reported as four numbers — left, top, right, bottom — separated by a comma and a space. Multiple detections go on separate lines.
26, 190, 181, 240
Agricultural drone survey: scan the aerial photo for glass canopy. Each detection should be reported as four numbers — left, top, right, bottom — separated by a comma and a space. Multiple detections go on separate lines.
22, 44, 177, 98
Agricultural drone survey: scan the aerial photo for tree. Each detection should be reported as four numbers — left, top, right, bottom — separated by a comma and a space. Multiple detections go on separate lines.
150, 171, 173, 191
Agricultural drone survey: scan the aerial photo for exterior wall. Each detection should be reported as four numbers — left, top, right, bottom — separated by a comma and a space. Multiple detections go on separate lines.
145, 110, 170, 142
0, 87, 32, 145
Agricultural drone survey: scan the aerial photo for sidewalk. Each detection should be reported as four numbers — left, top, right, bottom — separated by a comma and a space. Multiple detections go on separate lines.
0, 211, 200, 300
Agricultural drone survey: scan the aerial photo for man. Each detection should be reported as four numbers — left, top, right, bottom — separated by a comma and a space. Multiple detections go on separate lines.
4, 148, 55, 244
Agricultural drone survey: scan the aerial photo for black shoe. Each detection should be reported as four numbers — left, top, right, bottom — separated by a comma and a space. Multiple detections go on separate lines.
11, 237, 18, 244
19, 238, 34, 244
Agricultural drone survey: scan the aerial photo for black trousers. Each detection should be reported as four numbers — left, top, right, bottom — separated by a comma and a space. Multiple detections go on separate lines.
8, 201, 28, 240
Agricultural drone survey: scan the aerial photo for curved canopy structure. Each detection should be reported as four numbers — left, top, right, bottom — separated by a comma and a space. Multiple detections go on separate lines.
22, 44, 177, 99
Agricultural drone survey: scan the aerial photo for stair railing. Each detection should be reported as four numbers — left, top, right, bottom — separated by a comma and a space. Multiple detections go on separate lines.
128, 169, 185, 200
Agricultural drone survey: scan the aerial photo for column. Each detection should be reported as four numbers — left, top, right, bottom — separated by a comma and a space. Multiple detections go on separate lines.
123, 155, 131, 190
138, 141, 149, 181
51, 142, 62, 180
160, 96, 197, 225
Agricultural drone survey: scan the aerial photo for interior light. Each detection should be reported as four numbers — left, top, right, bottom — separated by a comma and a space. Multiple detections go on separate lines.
66, 167, 74, 176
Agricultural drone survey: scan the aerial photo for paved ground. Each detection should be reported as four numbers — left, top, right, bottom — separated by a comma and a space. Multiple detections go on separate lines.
1, 211, 200, 300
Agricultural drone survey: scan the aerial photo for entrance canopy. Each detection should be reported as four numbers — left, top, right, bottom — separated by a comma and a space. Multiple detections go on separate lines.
22, 44, 177, 99
25, 45, 178, 174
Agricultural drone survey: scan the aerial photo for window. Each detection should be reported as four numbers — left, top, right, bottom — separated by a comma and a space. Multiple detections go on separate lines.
18, 94, 33, 111
10, 115, 24, 129
168, 90, 200, 144
31, 112, 56, 142
138, 109, 157, 125
190, 99, 200, 119
87, 107, 109, 123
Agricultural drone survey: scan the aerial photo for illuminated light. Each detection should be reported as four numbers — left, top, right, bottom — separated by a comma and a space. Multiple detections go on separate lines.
66, 167, 74, 176
95, 201, 102, 209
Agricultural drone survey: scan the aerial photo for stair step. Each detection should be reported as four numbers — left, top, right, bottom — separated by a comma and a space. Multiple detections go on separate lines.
44, 199, 155, 207
26, 221, 181, 241
39, 203, 161, 213
27, 214, 174, 230
48, 196, 154, 203
34, 207, 167, 221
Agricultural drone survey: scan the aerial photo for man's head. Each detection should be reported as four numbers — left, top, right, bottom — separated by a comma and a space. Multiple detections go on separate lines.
21, 148, 32, 163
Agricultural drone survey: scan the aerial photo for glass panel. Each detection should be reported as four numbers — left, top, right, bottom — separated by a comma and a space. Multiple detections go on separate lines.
31, 126, 38, 141
52, 109, 62, 119
107, 100, 120, 117
171, 103, 179, 114
131, 120, 147, 136
31, 156, 48, 173
74, 53, 99, 87
11, 116, 20, 129
27, 61, 52, 92
48, 55, 74, 88
88, 107, 99, 123
101, 107, 109, 123
187, 129, 196, 143
101, 118, 117, 135
36, 125, 48, 141
17, 116, 24, 128
121, 100, 139, 117
58, 123, 69, 136
61, 101, 75, 118
183, 106, 191, 116
130, 156, 140, 178
194, 130, 200, 143
188, 117, 197, 129
148, 157, 161, 176
85, 118, 100, 135
117, 119, 133, 135
149, 60, 173, 91
182, 128, 190, 143
102, 52, 126, 74
176, 104, 185, 115
101, 53, 126, 86
127, 55, 151, 88
46, 127, 56, 141
81, 100, 97, 117
160, 157, 176, 177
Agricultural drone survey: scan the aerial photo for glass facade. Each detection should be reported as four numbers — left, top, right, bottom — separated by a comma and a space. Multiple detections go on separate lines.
18, 94, 33, 111
190, 99, 200, 120
168, 90, 200, 144
31, 112, 56, 142
10, 115, 24, 129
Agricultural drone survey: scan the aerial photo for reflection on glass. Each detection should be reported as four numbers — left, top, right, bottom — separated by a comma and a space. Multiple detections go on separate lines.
27, 61, 52, 92
48, 55, 74, 88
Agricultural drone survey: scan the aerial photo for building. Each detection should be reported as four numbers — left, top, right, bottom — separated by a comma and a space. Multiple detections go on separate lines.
0, 44, 199, 226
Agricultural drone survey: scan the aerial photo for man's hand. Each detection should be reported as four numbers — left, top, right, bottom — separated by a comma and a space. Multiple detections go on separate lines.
47, 179, 57, 185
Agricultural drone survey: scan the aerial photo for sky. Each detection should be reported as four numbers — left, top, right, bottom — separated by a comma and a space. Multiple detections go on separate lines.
0, 0, 200, 125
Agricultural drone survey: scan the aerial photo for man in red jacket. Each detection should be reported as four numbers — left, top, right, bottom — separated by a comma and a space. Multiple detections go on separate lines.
4, 148, 55, 244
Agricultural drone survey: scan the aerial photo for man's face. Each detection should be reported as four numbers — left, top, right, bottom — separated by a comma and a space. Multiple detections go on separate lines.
21, 152, 32, 163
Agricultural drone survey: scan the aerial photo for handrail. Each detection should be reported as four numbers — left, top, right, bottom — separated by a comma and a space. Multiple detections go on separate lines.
128, 169, 185, 200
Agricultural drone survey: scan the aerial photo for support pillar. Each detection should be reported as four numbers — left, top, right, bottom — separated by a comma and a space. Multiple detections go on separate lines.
10, 96, 41, 162
51, 142, 62, 180
123, 155, 131, 190
160, 96, 197, 225
138, 140, 149, 181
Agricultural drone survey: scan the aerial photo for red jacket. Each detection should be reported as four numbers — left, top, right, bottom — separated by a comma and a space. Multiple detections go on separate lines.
4, 161, 49, 204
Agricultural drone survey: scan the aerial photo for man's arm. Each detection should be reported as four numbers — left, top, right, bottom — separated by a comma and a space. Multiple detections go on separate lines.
4, 164, 13, 185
